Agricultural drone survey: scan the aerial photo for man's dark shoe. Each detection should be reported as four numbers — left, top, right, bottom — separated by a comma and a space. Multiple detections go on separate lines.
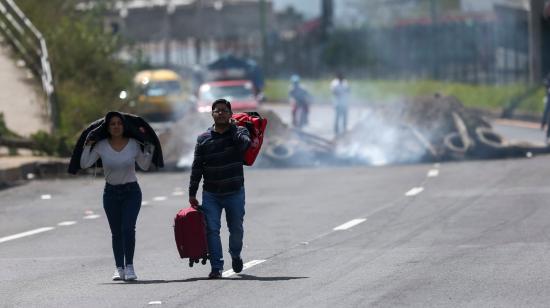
232, 257, 243, 273
208, 270, 222, 279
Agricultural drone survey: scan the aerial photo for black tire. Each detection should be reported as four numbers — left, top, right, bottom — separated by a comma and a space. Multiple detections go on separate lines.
443, 132, 467, 160
473, 126, 507, 159
264, 138, 295, 161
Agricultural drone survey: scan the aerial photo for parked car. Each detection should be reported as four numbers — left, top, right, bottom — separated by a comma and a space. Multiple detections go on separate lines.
126, 69, 193, 122
196, 80, 259, 113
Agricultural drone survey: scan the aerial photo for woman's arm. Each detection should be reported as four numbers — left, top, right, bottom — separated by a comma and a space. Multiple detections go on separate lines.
80, 144, 100, 168
136, 141, 154, 170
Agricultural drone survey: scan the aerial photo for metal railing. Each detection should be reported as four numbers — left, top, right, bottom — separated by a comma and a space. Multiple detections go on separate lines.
0, 0, 57, 132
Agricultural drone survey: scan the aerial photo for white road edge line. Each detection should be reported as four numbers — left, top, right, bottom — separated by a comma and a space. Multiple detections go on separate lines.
172, 192, 184, 196
57, 221, 77, 226
405, 187, 424, 196
153, 196, 167, 201
83, 214, 101, 220
0, 227, 55, 244
427, 169, 439, 177
222, 259, 266, 278
148, 301, 162, 305
333, 218, 367, 231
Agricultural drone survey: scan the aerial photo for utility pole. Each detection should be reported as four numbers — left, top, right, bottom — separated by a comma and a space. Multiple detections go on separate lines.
529, 0, 544, 83
429, 0, 439, 80
164, 0, 175, 67
194, 0, 203, 65
259, 0, 268, 74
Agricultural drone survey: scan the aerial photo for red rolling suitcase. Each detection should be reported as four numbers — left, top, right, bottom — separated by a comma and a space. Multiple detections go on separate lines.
174, 207, 209, 267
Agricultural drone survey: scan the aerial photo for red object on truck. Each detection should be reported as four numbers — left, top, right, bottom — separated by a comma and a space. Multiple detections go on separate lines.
232, 111, 268, 166
174, 207, 209, 267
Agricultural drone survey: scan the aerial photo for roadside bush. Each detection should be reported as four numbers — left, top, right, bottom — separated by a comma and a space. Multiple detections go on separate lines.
16, 0, 134, 138
29, 131, 72, 157
0, 112, 19, 138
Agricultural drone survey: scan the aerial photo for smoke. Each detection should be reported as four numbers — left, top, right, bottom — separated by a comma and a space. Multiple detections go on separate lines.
332, 101, 432, 166
150, 111, 212, 169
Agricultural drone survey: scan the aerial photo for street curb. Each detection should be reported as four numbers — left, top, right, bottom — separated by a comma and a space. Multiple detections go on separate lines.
0, 158, 70, 188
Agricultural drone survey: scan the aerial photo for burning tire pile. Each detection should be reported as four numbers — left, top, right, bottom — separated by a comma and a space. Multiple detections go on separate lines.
259, 95, 550, 167
153, 95, 549, 169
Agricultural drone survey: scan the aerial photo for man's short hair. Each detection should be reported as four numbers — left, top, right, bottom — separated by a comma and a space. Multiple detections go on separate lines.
212, 98, 232, 111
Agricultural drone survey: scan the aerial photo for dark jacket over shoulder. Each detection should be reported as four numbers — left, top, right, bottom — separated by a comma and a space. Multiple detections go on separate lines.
68, 112, 164, 174
189, 125, 251, 197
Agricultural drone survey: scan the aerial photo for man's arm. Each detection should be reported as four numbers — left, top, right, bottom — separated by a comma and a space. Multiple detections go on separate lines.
233, 125, 251, 152
188, 137, 204, 203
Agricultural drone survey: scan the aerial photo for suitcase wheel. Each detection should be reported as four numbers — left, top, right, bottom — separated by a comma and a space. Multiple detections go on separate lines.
201, 258, 207, 265
189, 259, 194, 267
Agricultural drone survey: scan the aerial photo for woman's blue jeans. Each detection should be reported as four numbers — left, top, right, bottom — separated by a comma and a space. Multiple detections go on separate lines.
202, 187, 245, 271
103, 182, 142, 268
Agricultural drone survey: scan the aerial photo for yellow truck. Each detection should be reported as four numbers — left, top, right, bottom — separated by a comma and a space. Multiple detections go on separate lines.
127, 69, 193, 122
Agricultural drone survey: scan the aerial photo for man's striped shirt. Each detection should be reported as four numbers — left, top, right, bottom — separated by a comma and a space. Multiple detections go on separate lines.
189, 125, 251, 197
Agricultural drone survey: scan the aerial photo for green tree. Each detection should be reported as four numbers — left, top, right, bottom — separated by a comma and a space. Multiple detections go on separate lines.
16, 0, 133, 137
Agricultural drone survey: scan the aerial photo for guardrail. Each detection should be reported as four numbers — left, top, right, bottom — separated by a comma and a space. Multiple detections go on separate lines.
0, 0, 58, 132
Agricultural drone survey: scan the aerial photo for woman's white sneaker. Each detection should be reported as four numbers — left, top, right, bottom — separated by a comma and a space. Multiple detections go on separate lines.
124, 264, 137, 281
112, 267, 125, 281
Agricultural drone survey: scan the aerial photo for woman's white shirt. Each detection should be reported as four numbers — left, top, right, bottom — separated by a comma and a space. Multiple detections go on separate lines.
80, 138, 154, 185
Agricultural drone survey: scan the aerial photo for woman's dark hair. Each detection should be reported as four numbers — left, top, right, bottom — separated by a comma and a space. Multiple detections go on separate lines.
104, 111, 128, 137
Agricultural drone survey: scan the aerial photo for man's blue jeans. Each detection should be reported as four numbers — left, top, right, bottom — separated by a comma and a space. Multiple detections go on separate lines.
202, 187, 245, 271
103, 182, 142, 268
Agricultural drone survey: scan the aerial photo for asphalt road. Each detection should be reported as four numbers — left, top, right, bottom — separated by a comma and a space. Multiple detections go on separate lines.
2, 105, 550, 307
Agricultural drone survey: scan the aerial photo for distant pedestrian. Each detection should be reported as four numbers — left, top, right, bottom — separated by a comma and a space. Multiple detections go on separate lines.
541, 74, 550, 143
288, 74, 311, 128
189, 99, 251, 279
330, 73, 350, 135
80, 111, 155, 281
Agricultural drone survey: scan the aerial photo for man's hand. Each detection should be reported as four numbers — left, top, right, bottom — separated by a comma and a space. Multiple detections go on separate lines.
85, 139, 96, 146
189, 196, 200, 209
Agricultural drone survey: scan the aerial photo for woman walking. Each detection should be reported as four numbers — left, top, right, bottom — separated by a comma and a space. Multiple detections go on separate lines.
80, 111, 155, 281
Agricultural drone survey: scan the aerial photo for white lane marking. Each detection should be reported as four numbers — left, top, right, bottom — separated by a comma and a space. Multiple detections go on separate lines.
172, 191, 184, 196
148, 301, 162, 305
83, 214, 101, 220
41, 194, 51, 200
141, 201, 149, 206
405, 187, 424, 196
333, 218, 367, 231
84, 210, 94, 215
57, 221, 77, 226
222, 259, 266, 278
0, 227, 55, 244
153, 196, 167, 201
427, 169, 439, 177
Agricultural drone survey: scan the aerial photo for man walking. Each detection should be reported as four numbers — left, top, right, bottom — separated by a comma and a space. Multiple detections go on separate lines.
330, 73, 350, 135
189, 98, 251, 279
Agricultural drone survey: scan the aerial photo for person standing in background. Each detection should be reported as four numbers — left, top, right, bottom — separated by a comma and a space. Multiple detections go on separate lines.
331, 73, 350, 135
